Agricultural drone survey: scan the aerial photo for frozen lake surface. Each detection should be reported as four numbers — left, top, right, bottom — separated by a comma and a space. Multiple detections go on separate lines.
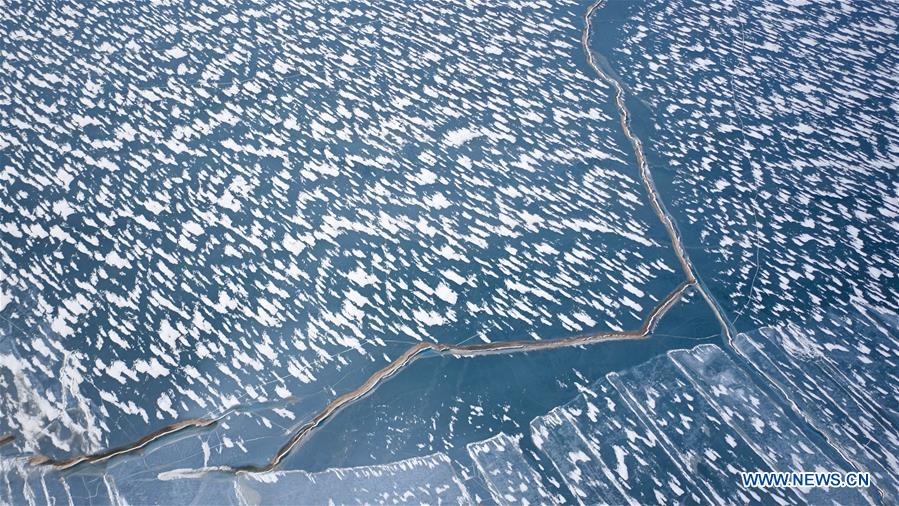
1, 0, 896, 502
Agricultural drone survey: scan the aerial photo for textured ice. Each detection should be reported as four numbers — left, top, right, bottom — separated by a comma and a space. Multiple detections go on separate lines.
609, 356, 799, 505
779, 308, 899, 432
735, 326, 899, 499
0, 0, 683, 461
3, 332, 897, 504
466, 432, 549, 505
97, 419, 249, 504
526, 331, 896, 505
110, 473, 239, 506
669, 344, 869, 504
0, 456, 108, 506
870, 308, 899, 335
0, 0, 897, 500
538, 381, 700, 505
2, 450, 470, 505
603, 0, 899, 328
530, 405, 626, 505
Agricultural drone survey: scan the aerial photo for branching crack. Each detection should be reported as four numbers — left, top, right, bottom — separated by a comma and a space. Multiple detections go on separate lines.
26, 0, 734, 474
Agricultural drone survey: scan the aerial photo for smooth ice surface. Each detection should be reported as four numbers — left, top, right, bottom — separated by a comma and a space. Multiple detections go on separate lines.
235, 453, 470, 505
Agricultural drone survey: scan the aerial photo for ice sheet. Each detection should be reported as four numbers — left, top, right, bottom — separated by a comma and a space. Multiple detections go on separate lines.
466, 432, 550, 505
609, 356, 799, 505
670, 344, 870, 504
735, 329, 899, 499
235, 452, 470, 505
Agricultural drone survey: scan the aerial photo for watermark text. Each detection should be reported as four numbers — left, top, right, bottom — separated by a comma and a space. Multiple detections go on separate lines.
741, 472, 870, 489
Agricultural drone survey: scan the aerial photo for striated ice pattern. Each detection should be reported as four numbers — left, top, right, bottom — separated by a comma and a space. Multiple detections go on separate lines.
3, 304, 895, 504
1, 0, 897, 502
603, 0, 899, 327
466, 432, 549, 505
0, 0, 682, 460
